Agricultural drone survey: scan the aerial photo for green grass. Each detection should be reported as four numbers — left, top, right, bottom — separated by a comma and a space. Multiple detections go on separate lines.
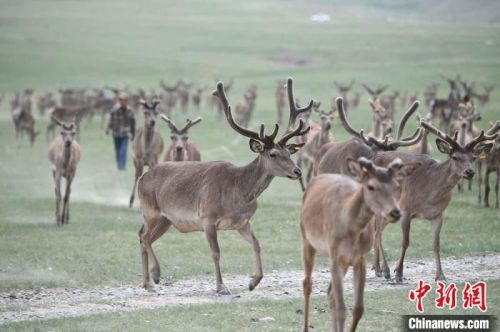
2, 280, 499, 331
0, 0, 499, 329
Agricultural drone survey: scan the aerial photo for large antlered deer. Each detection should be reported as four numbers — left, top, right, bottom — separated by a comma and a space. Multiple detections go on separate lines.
371, 120, 498, 282
301, 152, 419, 332
136, 78, 311, 294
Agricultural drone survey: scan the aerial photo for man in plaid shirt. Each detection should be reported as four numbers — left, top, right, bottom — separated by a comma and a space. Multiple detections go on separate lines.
106, 92, 135, 170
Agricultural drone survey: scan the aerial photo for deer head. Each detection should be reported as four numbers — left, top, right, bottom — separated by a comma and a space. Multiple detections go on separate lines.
52, 115, 77, 146
421, 121, 499, 180
139, 99, 160, 129
347, 157, 420, 222
161, 114, 202, 156
213, 77, 311, 179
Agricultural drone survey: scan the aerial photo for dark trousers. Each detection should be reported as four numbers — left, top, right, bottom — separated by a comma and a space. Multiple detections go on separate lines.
113, 136, 129, 170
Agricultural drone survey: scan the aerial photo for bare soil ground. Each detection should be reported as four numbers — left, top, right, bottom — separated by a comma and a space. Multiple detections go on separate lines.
1, 254, 498, 324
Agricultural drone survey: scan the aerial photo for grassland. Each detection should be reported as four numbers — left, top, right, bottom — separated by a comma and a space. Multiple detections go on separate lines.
0, 0, 499, 330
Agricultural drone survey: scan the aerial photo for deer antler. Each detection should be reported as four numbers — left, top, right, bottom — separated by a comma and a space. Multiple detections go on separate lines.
336, 97, 370, 146
213, 81, 277, 147
284, 77, 314, 132
179, 117, 203, 134
396, 101, 420, 141
160, 115, 179, 133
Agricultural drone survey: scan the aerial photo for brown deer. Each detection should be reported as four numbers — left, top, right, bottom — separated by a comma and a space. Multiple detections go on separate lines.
477, 122, 500, 208
423, 83, 440, 108
368, 98, 393, 139
476, 84, 494, 107
129, 100, 164, 208
297, 108, 335, 191
235, 85, 258, 128
48, 116, 81, 225
301, 155, 419, 332
334, 80, 355, 112
192, 87, 205, 111
136, 78, 311, 294
37, 92, 57, 117
371, 121, 498, 282
162, 115, 202, 162
11, 90, 39, 146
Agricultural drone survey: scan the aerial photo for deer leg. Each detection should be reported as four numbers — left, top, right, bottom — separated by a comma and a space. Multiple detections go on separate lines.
330, 260, 347, 332
62, 175, 72, 224
350, 260, 366, 332
139, 212, 166, 290
204, 222, 230, 295
301, 239, 316, 332
297, 156, 306, 192
148, 215, 172, 284
432, 216, 446, 281
394, 215, 412, 283
54, 172, 62, 225
372, 216, 382, 277
477, 161, 483, 204
237, 222, 263, 291
485, 170, 491, 208
129, 160, 143, 208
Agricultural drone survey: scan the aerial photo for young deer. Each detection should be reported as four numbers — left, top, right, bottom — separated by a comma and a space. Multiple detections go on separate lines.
301, 157, 418, 332
372, 121, 498, 282
162, 115, 202, 162
129, 100, 164, 208
137, 78, 311, 294
48, 116, 81, 225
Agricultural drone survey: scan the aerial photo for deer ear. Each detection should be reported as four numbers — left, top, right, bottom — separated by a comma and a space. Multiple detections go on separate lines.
435, 138, 453, 155
346, 158, 366, 180
287, 143, 304, 155
473, 142, 493, 156
249, 139, 264, 153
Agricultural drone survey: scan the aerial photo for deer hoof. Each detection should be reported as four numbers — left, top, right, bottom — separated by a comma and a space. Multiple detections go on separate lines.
217, 285, 231, 296
249, 275, 263, 291
153, 275, 160, 284
143, 282, 154, 291
384, 270, 391, 280
394, 275, 404, 283
435, 273, 447, 282
375, 270, 383, 278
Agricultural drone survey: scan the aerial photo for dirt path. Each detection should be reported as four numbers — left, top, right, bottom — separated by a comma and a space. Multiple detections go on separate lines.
1, 254, 498, 325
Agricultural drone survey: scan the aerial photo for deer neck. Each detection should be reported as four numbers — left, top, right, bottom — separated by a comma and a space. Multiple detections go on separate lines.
344, 187, 373, 230
62, 143, 72, 169
143, 125, 155, 151
429, 159, 461, 192
237, 156, 274, 202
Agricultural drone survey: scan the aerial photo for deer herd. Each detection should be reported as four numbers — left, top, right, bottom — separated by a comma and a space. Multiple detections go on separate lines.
5, 74, 500, 331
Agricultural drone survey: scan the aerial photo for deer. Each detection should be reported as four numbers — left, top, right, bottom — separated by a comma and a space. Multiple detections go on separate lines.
48, 116, 81, 225
11, 90, 39, 147
129, 100, 164, 208
477, 122, 500, 208
297, 108, 335, 191
379, 90, 400, 119
476, 84, 494, 107
37, 92, 57, 117
367, 98, 393, 139
423, 83, 440, 108
300, 154, 419, 332
162, 115, 202, 162
334, 80, 355, 112
234, 85, 258, 128
47, 105, 91, 142
192, 87, 205, 111
136, 78, 311, 294
371, 120, 498, 282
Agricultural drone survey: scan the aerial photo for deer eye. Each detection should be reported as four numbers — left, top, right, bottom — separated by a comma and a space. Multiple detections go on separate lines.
269, 152, 277, 158
367, 185, 375, 191
452, 156, 458, 161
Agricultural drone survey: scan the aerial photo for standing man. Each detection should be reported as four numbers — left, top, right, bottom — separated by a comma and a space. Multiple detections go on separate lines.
106, 92, 135, 170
